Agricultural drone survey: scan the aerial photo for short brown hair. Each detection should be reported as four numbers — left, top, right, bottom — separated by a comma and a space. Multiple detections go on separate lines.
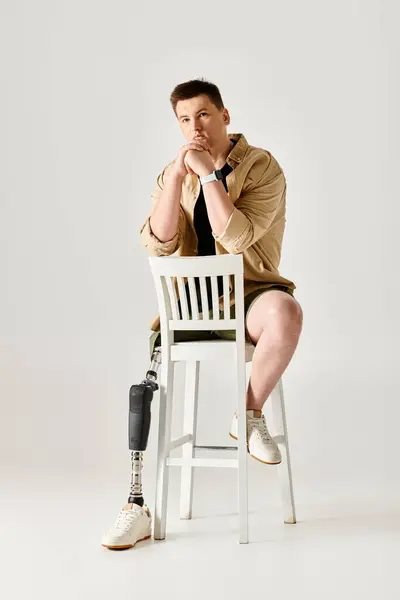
170, 78, 225, 116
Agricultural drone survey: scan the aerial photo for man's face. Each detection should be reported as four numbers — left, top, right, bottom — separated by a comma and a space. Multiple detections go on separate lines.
175, 94, 230, 148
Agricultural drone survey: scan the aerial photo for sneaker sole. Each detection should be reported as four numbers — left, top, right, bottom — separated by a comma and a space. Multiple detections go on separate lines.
229, 432, 282, 465
101, 533, 151, 550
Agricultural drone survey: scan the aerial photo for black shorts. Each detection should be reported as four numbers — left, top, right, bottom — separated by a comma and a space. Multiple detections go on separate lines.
148, 285, 294, 359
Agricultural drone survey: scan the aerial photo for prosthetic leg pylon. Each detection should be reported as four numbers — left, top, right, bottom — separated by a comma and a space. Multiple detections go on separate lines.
127, 346, 161, 507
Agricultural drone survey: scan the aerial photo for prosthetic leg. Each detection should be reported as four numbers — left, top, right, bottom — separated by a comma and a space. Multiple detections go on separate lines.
127, 346, 162, 507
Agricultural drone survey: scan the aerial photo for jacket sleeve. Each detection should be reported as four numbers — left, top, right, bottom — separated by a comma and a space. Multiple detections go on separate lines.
139, 163, 187, 256
212, 158, 286, 255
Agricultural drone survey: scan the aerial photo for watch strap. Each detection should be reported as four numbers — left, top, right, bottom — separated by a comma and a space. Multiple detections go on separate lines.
199, 169, 223, 185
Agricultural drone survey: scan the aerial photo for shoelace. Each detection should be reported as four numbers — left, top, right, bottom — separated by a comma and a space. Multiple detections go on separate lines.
115, 509, 140, 531
250, 417, 272, 442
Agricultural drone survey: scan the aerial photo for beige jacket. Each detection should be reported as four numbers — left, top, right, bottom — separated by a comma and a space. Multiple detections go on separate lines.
140, 132, 296, 331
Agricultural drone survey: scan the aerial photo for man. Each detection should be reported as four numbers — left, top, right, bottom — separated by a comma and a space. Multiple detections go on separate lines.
101, 78, 303, 549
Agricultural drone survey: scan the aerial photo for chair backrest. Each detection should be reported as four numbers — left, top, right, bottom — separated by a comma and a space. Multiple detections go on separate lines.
148, 255, 245, 336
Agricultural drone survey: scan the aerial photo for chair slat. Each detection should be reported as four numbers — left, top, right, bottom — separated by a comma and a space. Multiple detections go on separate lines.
177, 276, 189, 320
188, 277, 199, 320
210, 276, 219, 320
199, 276, 209, 319
165, 276, 180, 320
223, 275, 230, 319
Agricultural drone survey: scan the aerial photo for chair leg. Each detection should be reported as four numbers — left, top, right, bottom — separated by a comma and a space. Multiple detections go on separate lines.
270, 377, 296, 524
154, 359, 175, 540
237, 353, 249, 543
180, 361, 200, 520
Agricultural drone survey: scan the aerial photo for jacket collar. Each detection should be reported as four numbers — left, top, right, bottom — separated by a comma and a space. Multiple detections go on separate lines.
226, 132, 249, 166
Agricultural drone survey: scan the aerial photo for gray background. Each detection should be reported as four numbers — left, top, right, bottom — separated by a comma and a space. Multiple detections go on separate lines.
0, 0, 398, 597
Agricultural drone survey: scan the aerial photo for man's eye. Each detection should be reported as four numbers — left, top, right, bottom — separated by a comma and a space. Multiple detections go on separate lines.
182, 113, 207, 123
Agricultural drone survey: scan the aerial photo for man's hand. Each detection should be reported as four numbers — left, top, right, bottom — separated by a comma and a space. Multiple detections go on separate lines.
184, 145, 215, 177
171, 137, 214, 178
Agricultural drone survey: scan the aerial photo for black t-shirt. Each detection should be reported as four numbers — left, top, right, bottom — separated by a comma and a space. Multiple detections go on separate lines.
190, 139, 237, 312
193, 160, 233, 256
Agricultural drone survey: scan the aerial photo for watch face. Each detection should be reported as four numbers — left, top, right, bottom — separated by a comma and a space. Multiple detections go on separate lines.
215, 169, 223, 180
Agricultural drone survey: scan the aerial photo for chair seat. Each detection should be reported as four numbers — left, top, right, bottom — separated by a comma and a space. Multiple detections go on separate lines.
169, 339, 255, 362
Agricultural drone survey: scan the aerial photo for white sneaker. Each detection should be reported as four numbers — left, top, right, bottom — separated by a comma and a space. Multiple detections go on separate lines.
101, 503, 152, 550
229, 410, 282, 465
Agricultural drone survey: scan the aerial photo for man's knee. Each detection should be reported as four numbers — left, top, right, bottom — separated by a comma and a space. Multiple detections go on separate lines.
246, 291, 303, 343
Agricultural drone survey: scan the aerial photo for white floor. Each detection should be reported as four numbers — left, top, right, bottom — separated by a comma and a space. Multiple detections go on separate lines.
2, 466, 398, 600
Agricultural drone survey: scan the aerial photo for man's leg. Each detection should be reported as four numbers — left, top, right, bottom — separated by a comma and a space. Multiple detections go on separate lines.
101, 338, 163, 550
229, 288, 303, 464
245, 290, 303, 412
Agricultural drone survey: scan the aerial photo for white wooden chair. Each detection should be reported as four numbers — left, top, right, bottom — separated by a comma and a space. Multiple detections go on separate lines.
148, 254, 296, 544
